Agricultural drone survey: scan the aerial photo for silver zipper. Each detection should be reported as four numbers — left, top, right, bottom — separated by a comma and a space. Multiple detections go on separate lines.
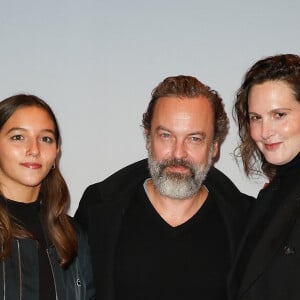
1, 244, 5, 300
46, 248, 58, 300
16, 240, 22, 300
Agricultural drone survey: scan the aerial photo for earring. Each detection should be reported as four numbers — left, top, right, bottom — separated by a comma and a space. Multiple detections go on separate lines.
52, 163, 56, 170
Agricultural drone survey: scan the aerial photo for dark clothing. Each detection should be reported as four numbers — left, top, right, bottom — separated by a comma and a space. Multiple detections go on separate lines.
114, 184, 231, 300
0, 196, 96, 300
75, 158, 251, 300
4, 198, 56, 300
229, 153, 300, 300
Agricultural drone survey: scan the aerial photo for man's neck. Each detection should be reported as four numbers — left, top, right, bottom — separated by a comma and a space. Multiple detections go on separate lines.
145, 179, 209, 227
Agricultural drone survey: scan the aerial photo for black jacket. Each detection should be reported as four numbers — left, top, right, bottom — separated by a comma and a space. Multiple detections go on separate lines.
0, 222, 96, 300
75, 159, 251, 300
229, 168, 300, 300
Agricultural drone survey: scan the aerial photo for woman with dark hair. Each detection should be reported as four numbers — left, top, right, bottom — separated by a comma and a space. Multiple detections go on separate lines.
0, 94, 95, 299
230, 54, 300, 300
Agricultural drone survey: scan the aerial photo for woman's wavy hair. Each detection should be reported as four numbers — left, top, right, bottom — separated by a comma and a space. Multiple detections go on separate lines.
233, 54, 300, 179
0, 94, 77, 267
142, 75, 229, 146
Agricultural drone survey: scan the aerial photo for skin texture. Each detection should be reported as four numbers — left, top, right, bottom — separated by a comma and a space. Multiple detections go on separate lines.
145, 96, 218, 226
248, 80, 300, 166
0, 106, 58, 203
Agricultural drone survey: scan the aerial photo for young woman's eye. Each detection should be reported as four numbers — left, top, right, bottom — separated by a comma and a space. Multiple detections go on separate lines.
11, 135, 24, 141
41, 136, 54, 143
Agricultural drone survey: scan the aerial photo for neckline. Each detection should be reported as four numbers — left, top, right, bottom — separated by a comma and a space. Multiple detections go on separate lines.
275, 152, 300, 178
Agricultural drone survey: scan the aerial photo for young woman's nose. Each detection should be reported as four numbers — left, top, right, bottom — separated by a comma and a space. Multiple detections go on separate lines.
26, 139, 40, 157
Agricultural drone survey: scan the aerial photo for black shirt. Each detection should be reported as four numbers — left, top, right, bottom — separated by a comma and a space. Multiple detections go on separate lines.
114, 184, 230, 300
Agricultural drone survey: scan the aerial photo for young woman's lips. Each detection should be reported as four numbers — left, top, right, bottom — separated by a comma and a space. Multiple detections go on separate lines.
264, 142, 281, 151
21, 162, 42, 169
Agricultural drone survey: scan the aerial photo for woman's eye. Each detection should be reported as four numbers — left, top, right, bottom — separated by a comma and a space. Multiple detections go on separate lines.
274, 112, 286, 119
41, 136, 54, 143
249, 115, 260, 122
11, 135, 24, 141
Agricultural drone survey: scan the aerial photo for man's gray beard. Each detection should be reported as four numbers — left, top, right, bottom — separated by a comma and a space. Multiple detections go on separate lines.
147, 146, 214, 200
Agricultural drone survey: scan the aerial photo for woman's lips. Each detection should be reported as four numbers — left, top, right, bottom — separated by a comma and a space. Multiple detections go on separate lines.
21, 162, 42, 169
264, 142, 281, 151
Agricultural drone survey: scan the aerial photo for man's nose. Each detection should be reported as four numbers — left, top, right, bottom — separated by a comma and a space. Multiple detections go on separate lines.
172, 139, 187, 159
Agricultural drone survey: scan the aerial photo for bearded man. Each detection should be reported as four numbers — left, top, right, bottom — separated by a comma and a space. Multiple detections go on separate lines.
75, 75, 251, 300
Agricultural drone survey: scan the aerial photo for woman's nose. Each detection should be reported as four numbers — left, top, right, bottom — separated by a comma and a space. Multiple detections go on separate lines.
261, 119, 274, 140
26, 139, 40, 157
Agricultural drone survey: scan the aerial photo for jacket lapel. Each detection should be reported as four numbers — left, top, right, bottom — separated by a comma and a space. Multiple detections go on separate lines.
238, 186, 300, 298
89, 190, 133, 300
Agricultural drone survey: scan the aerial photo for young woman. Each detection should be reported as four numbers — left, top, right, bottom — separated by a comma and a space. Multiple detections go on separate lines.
230, 54, 300, 300
0, 94, 95, 299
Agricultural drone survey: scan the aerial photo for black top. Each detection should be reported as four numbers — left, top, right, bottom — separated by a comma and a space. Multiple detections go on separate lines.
236, 152, 300, 284
0, 197, 56, 300
114, 184, 230, 300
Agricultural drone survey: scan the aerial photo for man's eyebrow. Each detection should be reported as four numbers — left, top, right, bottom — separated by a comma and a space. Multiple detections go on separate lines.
155, 126, 206, 138
155, 125, 171, 132
188, 131, 206, 138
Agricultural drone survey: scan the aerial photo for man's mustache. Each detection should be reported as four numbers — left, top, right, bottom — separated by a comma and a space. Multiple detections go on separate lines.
160, 158, 193, 169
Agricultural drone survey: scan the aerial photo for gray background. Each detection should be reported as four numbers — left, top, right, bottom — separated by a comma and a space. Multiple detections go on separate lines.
1, 0, 299, 214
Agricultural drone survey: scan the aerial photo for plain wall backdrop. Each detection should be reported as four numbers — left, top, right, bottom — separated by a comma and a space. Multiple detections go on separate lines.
1, 0, 299, 214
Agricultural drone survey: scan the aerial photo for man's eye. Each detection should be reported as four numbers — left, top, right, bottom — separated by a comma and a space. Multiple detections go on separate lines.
160, 132, 170, 138
190, 136, 202, 143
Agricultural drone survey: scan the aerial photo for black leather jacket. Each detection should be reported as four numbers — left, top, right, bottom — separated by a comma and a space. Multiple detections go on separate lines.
0, 226, 95, 300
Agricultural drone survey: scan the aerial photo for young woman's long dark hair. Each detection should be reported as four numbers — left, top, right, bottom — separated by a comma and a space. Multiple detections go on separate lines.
0, 94, 77, 267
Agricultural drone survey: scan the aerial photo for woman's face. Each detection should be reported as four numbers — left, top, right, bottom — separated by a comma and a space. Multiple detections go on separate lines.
248, 80, 300, 165
0, 106, 58, 201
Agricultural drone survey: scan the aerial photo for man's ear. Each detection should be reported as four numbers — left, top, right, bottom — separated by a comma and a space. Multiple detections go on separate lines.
212, 141, 219, 159
144, 129, 150, 150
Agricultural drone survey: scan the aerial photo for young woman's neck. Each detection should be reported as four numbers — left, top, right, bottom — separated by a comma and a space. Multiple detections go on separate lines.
1, 184, 40, 203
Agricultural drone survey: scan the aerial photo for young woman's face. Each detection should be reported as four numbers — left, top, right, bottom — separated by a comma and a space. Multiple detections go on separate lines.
0, 106, 58, 201
248, 80, 300, 165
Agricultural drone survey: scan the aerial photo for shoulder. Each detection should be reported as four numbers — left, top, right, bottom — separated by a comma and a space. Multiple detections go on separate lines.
205, 166, 253, 211
69, 217, 92, 255
83, 158, 149, 201
205, 167, 238, 192
74, 159, 150, 226
102, 158, 150, 187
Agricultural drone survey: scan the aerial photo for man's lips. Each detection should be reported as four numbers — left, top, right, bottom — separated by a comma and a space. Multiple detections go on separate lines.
21, 162, 42, 169
166, 165, 190, 173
